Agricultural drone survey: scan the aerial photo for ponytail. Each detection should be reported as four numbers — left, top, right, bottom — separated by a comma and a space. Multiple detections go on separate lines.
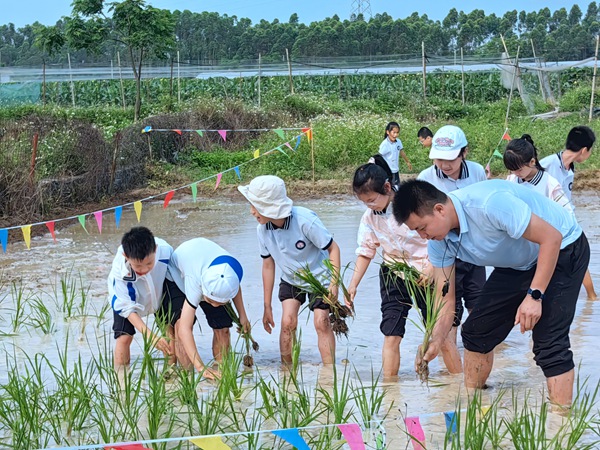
353, 154, 393, 196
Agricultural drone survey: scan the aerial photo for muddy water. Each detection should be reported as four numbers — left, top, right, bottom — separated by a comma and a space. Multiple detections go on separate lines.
0, 191, 599, 447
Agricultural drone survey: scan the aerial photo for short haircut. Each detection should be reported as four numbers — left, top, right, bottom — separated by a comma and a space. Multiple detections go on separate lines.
121, 226, 156, 260
392, 179, 448, 224
417, 127, 433, 139
566, 126, 595, 152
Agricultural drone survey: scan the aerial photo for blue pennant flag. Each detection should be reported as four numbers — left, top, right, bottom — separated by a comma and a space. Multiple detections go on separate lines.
294, 135, 302, 151
142, 125, 152, 133
233, 166, 241, 180
272, 428, 310, 450
115, 206, 123, 229
0, 229, 7, 253
444, 411, 457, 435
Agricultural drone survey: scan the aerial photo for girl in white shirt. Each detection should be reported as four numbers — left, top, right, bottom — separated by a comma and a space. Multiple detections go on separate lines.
378, 121, 412, 188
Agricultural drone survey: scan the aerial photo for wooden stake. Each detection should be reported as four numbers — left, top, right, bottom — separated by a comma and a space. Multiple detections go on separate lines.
589, 35, 600, 122
67, 52, 75, 107
258, 53, 262, 108
422, 41, 427, 101
177, 50, 181, 104
530, 39, 546, 101
29, 133, 39, 184
310, 121, 315, 187
147, 134, 153, 161
117, 51, 126, 110
505, 46, 521, 129
460, 47, 465, 105
286, 48, 294, 95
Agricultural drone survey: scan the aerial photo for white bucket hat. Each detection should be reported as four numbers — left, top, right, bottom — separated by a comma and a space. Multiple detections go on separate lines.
429, 125, 468, 161
201, 255, 243, 304
237, 175, 293, 220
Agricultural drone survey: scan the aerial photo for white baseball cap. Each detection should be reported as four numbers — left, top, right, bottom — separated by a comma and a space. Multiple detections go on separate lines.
237, 175, 293, 220
201, 256, 244, 304
429, 125, 468, 160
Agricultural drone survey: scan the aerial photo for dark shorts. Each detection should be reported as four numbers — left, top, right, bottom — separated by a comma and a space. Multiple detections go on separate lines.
198, 300, 233, 330
454, 259, 486, 321
461, 233, 590, 378
391, 172, 400, 189
278, 279, 329, 311
112, 279, 186, 339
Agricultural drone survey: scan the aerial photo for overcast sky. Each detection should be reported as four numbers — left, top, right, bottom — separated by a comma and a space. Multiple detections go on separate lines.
1, 0, 587, 27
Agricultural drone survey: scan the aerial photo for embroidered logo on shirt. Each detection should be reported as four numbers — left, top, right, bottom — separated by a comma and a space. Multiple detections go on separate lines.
434, 137, 454, 148
295, 240, 306, 250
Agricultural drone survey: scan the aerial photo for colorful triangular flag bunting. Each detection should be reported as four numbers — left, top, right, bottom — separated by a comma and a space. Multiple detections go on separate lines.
196, 130, 204, 137
233, 166, 241, 180
444, 411, 457, 436
173, 129, 182, 135
218, 130, 227, 141
115, 206, 123, 229
284, 142, 293, 151
215, 173, 222, 190
253, 149, 260, 159
302, 127, 313, 141
189, 436, 232, 450
93, 211, 103, 233
78, 215, 88, 234
502, 131, 511, 141
276, 146, 288, 157
21, 225, 32, 250
134, 201, 143, 222
273, 128, 285, 140
493, 149, 503, 159
191, 183, 198, 202
405, 417, 426, 450
294, 135, 302, 150
45, 221, 56, 242
142, 126, 152, 133
104, 444, 148, 450
0, 229, 7, 253
271, 429, 310, 450
163, 190, 175, 209
337, 424, 366, 450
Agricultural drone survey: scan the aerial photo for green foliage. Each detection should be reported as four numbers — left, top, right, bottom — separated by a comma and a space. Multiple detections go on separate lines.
559, 85, 593, 112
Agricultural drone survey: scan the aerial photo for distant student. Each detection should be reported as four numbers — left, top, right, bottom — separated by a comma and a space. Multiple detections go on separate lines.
417, 125, 487, 320
108, 226, 176, 371
417, 126, 434, 148
168, 238, 251, 380
348, 155, 462, 378
541, 126, 597, 299
238, 175, 341, 365
393, 179, 590, 407
379, 121, 413, 188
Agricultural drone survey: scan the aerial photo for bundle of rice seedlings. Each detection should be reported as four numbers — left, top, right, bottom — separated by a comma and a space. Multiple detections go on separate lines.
223, 302, 259, 367
295, 260, 353, 338
383, 259, 443, 383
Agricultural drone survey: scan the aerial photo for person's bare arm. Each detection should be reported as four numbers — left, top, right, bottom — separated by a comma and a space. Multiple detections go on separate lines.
262, 257, 276, 334
177, 302, 219, 379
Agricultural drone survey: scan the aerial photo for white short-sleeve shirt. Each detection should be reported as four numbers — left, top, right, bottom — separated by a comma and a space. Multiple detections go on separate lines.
378, 137, 404, 173
258, 206, 333, 290
168, 238, 237, 308
428, 180, 582, 271
540, 152, 575, 201
417, 160, 486, 193
506, 171, 572, 212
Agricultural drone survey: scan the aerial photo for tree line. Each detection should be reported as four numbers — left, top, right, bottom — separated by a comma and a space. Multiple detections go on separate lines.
1, 1, 600, 68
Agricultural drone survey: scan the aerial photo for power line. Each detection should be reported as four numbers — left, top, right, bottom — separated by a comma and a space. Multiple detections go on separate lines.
351, 0, 372, 20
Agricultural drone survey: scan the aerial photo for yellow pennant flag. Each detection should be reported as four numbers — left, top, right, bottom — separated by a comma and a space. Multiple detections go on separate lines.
134, 201, 143, 222
480, 406, 491, 417
190, 436, 232, 450
21, 225, 32, 250
253, 149, 260, 159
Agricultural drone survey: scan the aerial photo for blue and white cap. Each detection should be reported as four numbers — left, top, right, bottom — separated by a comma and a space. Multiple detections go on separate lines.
201, 255, 244, 304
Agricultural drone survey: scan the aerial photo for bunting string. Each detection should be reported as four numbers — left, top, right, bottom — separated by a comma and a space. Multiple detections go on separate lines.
0, 130, 311, 252
141, 126, 307, 134
484, 128, 511, 178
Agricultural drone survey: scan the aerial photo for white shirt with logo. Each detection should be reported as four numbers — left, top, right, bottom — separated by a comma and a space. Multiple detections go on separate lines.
378, 137, 404, 173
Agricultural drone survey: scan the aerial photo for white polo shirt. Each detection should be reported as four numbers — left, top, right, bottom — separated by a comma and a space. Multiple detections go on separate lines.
378, 137, 404, 174
428, 180, 582, 271
417, 160, 486, 192
168, 238, 238, 308
506, 171, 572, 212
108, 237, 172, 318
540, 152, 575, 201
258, 206, 333, 290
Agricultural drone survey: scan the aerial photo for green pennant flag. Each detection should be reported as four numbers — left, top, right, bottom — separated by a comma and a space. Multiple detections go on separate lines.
493, 149, 503, 159
196, 130, 204, 137
276, 146, 289, 157
78, 215, 89, 234
191, 183, 198, 202
273, 129, 285, 140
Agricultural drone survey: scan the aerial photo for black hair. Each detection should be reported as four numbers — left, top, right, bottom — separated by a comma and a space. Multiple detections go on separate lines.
417, 127, 433, 139
566, 125, 595, 152
121, 226, 156, 260
503, 134, 544, 172
353, 154, 393, 196
383, 121, 400, 139
392, 180, 448, 224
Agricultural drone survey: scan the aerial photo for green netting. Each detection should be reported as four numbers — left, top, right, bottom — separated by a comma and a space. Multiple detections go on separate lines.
0, 82, 41, 106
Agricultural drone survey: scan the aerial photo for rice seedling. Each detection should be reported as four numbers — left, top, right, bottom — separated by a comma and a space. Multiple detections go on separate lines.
295, 260, 353, 338
26, 295, 55, 334
216, 347, 246, 403
9, 280, 29, 333
317, 363, 355, 425
352, 365, 391, 426
384, 259, 443, 383
224, 302, 259, 367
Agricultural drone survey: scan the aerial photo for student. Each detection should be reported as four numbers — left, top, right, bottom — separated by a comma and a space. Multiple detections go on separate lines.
417, 126, 434, 148
108, 226, 176, 370
168, 237, 250, 380
348, 155, 462, 378
238, 175, 341, 365
379, 121, 413, 188
417, 125, 487, 318
540, 125, 597, 299
393, 179, 590, 407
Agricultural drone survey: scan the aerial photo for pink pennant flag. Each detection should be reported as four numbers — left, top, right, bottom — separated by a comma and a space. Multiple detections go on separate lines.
173, 129, 182, 135
163, 190, 175, 209
337, 424, 365, 450
215, 173, 223, 190
93, 211, 103, 233
45, 221, 57, 242
405, 417, 426, 450
485, 162, 491, 179
284, 142, 293, 151
218, 130, 227, 141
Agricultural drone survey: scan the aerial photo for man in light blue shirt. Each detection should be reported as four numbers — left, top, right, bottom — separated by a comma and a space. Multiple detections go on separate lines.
392, 179, 590, 407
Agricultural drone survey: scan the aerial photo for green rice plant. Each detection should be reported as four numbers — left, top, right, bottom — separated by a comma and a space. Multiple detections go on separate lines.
52, 270, 79, 319
216, 347, 246, 403
504, 390, 549, 450
352, 365, 391, 426
384, 259, 444, 383
224, 302, 260, 367
295, 260, 353, 338
26, 295, 55, 334
9, 280, 29, 333
317, 363, 355, 425
144, 357, 176, 445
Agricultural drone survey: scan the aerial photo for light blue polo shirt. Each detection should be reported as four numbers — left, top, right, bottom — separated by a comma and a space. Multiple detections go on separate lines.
428, 179, 582, 270
258, 206, 333, 290
417, 160, 486, 192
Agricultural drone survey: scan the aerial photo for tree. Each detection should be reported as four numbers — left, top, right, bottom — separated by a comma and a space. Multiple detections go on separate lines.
66, 0, 175, 121
33, 24, 65, 105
